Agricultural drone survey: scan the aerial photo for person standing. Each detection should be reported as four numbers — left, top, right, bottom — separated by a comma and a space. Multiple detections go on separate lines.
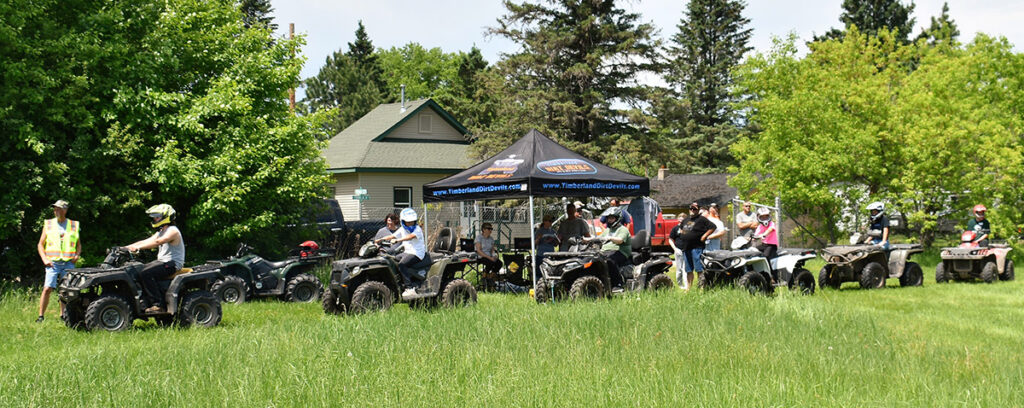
736, 201, 758, 238
126, 204, 184, 313
36, 200, 81, 323
557, 203, 592, 251
704, 205, 727, 251
669, 203, 716, 290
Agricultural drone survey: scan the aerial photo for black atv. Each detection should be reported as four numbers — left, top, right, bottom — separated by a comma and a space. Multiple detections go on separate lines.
207, 242, 332, 304
534, 230, 673, 303
322, 227, 478, 314
58, 247, 223, 332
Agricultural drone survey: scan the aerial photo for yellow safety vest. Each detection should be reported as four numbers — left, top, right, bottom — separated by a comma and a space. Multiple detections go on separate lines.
43, 218, 80, 261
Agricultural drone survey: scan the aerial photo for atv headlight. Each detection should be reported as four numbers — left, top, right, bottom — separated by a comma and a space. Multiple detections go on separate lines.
728, 258, 742, 268
564, 262, 581, 270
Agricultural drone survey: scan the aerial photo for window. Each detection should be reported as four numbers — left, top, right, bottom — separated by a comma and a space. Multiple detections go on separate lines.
418, 114, 432, 133
394, 187, 412, 208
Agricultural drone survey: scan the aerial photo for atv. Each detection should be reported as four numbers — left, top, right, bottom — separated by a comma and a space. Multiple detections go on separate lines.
322, 227, 478, 314
698, 246, 774, 295
818, 233, 924, 290
534, 230, 673, 303
936, 231, 1015, 283
207, 241, 332, 304
724, 236, 817, 295
58, 247, 223, 332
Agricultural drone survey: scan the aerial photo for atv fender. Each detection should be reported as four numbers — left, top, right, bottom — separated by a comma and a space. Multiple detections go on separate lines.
165, 269, 221, 315
887, 244, 923, 278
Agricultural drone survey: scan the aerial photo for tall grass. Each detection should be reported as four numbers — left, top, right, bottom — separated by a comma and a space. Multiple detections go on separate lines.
1, 257, 1022, 407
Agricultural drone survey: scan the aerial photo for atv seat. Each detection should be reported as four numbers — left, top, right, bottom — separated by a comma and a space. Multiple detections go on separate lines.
432, 227, 457, 254
169, 268, 193, 279
263, 259, 297, 270
631, 230, 651, 264
778, 248, 814, 256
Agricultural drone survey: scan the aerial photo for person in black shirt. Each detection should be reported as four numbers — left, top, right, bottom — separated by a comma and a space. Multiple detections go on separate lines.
967, 204, 991, 246
866, 201, 889, 251
668, 203, 716, 290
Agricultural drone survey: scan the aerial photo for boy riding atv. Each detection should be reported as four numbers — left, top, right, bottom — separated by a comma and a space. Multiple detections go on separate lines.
125, 204, 186, 314
936, 204, 1014, 283
586, 207, 632, 293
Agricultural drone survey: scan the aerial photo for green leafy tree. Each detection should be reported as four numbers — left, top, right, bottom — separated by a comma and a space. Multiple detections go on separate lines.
480, 0, 665, 174
815, 0, 916, 43
0, 0, 329, 279
662, 0, 752, 172
238, 0, 276, 30
303, 21, 386, 136
916, 2, 959, 46
732, 29, 1024, 246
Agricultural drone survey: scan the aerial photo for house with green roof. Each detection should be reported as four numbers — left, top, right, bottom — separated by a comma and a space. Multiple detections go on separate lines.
323, 98, 475, 220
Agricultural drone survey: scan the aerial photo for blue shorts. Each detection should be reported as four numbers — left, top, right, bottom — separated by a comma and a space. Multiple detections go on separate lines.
44, 261, 76, 288
683, 248, 704, 273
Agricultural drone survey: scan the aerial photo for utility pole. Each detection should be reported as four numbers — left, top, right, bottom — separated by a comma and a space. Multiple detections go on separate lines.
289, 22, 296, 113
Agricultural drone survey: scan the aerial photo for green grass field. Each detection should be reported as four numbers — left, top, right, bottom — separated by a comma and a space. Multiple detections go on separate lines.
2, 254, 1022, 407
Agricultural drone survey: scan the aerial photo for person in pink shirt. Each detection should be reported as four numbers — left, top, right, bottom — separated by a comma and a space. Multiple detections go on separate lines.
754, 207, 778, 261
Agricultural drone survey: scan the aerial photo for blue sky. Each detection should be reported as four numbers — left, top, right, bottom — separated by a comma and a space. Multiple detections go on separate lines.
270, 0, 1024, 96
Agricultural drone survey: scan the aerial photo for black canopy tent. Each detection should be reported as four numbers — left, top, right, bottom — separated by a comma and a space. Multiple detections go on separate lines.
422, 129, 650, 289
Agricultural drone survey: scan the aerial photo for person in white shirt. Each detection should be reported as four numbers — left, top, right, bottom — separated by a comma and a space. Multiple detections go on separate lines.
704, 204, 727, 251
375, 208, 430, 297
126, 204, 184, 313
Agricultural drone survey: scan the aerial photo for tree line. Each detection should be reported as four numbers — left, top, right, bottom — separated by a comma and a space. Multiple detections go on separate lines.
0, 0, 1019, 282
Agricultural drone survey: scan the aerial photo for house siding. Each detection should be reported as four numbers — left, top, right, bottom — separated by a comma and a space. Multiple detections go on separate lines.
382, 110, 465, 142
332, 172, 456, 221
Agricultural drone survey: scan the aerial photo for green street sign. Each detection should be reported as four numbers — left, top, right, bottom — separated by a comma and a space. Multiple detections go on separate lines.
351, 194, 370, 201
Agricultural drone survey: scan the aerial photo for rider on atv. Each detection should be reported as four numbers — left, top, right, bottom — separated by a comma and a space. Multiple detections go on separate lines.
866, 202, 890, 251
586, 207, 631, 293
125, 204, 184, 314
968, 204, 991, 246
375, 208, 430, 297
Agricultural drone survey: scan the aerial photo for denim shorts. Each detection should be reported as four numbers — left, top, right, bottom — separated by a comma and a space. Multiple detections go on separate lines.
44, 261, 76, 288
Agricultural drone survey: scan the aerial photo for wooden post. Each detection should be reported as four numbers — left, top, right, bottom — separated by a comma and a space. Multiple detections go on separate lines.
289, 23, 296, 113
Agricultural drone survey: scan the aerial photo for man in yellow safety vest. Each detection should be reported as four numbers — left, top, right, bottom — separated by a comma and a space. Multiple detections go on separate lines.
36, 200, 81, 323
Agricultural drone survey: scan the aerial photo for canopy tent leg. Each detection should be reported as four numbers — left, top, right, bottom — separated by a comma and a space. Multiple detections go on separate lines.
529, 195, 537, 291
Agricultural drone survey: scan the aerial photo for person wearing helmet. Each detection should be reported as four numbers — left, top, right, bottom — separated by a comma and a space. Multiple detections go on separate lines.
753, 207, 779, 260
967, 204, 990, 246
125, 204, 185, 313
587, 207, 632, 292
375, 208, 430, 297
866, 202, 890, 250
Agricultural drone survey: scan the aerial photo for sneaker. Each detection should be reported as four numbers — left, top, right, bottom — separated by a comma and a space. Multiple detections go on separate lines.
144, 305, 166, 314
612, 286, 625, 294
401, 287, 417, 297
35, 316, 44, 323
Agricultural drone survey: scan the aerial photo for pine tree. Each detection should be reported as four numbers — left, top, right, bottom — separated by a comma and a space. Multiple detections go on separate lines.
917, 2, 959, 46
303, 23, 386, 136
481, 0, 663, 172
238, 0, 276, 31
661, 0, 751, 173
815, 0, 916, 43
347, 21, 386, 92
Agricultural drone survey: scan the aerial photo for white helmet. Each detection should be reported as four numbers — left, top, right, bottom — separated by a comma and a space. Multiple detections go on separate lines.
867, 201, 884, 222
400, 208, 418, 223
756, 207, 771, 225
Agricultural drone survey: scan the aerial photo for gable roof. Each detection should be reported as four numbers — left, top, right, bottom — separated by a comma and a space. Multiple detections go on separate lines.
323, 98, 473, 172
650, 173, 737, 208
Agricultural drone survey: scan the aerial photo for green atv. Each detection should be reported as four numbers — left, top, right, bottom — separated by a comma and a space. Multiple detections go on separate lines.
207, 242, 332, 304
